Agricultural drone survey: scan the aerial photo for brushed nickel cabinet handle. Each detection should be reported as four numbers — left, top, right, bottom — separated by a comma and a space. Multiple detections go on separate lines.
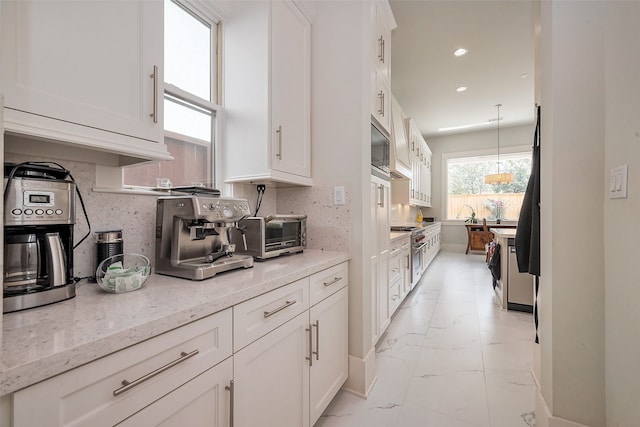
377, 90, 384, 115
113, 349, 199, 396
263, 299, 296, 318
312, 320, 320, 361
225, 380, 234, 427
306, 325, 313, 367
378, 184, 385, 208
323, 277, 342, 287
276, 125, 283, 159
378, 35, 384, 62
381, 37, 386, 64
149, 65, 158, 123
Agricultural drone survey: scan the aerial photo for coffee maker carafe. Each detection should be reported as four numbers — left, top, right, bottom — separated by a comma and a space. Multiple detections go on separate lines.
4, 163, 76, 313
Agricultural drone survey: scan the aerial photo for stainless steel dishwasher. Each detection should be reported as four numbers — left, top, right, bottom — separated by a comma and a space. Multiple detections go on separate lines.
507, 241, 534, 312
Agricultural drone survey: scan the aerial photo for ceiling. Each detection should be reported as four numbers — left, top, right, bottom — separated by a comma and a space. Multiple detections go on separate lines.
389, 0, 536, 138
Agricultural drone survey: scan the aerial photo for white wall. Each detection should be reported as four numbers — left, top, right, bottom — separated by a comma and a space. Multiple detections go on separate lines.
294, 0, 374, 396
604, 2, 640, 425
536, 1, 606, 426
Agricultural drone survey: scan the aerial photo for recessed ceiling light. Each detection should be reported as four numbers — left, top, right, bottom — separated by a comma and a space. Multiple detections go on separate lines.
454, 48, 468, 57
438, 121, 492, 132
456, 86, 467, 92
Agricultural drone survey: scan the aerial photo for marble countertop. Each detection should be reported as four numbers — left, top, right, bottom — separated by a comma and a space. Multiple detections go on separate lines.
390, 231, 411, 241
1, 249, 350, 396
490, 228, 517, 238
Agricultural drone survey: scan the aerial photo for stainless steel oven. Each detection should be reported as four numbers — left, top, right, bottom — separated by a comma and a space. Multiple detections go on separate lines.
411, 229, 427, 285
391, 225, 426, 286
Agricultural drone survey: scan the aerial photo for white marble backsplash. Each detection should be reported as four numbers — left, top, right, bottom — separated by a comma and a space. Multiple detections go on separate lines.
277, 186, 351, 253
5, 154, 159, 278
4, 154, 352, 276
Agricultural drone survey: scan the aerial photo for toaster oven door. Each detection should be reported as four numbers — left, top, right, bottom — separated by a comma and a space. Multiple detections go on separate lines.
265, 219, 304, 252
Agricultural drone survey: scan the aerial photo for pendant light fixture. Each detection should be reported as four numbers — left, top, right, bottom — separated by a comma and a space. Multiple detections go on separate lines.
484, 103, 514, 185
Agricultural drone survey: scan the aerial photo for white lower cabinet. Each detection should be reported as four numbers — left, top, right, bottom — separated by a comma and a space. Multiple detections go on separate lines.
5, 262, 349, 427
118, 357, 232, 427
234, 311, 311, 427
233, 272, 348, 427
309, 287, 348, 424
11, 309, 233, 427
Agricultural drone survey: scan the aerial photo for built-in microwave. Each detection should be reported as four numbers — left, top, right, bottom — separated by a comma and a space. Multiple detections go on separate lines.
371, 121, 390, 180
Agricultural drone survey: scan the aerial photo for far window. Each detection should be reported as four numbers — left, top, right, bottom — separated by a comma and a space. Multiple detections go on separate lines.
445, 151, 531, 221
123, 0, 219, 188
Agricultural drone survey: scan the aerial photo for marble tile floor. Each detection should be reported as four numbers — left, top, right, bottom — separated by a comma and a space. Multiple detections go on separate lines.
316, 250, 536, 427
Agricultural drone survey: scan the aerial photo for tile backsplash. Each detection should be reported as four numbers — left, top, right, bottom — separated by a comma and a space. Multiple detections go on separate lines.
4, 154, 352, 278
6, 154, 159, 278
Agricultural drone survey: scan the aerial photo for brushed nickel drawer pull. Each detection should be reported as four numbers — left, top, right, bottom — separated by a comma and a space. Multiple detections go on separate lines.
150, 65, 158, 123
323, 276, 342, 287
306, 325, 313, 367
263, 299, 296, 318
312, 320, 320, 361
225, 380, 234, 427
113, 349, 199, 396
276, 125, 283, 159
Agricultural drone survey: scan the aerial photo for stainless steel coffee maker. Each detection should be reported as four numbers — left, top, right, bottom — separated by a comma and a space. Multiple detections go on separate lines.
155, 194, 253, 280
3, 163, 76, 313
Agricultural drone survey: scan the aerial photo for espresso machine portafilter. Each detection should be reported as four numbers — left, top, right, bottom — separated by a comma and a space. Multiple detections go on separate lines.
155, 195, 253, 280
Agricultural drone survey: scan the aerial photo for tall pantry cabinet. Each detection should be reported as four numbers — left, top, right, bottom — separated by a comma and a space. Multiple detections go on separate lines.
371, 175, 390, 345
370, 1, 396, 346
222, 0, 312, 186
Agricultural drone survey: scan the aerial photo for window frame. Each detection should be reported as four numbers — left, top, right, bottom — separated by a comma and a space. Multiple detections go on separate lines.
96, 0, 225, 195
441, 144, 531, 223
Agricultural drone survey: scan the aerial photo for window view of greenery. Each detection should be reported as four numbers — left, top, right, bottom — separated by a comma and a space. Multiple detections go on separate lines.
447, 153, 531, 221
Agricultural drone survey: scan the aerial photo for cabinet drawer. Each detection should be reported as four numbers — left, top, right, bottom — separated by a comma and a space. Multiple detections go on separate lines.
310, 262, 348, 306
389, 254, 402, 284
234, 277, 310, 351
389, 277, 402, 314
13, 309, 232, 427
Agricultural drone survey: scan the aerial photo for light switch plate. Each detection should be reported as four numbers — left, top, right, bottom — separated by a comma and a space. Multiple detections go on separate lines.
334, 186, 345, 206
609, 165, 628, 199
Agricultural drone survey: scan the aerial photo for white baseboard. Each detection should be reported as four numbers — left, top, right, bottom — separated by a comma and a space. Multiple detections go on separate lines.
535, 388, 592, 427
342, 346, 377, 398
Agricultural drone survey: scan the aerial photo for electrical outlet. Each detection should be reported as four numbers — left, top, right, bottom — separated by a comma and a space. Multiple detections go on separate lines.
256, 184, 266, 192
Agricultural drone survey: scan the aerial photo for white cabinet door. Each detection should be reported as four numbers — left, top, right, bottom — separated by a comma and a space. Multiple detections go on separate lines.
0, 0, 164, 146
117, 358, 233, 427
371, 70, 391, 134
271, 0, 311, 178
309, 287, 348, 425
234, 311, 310, 427
223, 0, 311, 186
371, 176, 390, 339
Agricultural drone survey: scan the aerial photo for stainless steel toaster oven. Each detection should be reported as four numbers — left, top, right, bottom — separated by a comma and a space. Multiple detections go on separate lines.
236, 215, 307, 260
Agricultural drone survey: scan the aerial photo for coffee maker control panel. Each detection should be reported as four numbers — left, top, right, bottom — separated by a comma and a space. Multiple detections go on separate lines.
196, 197, 251, 222
4, 178, 76, 226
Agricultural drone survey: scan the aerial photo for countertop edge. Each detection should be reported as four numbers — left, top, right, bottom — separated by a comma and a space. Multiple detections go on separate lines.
1, 250, 350, 395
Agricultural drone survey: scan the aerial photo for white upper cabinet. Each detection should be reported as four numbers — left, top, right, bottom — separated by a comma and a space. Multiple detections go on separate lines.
223, 0, 311, 186
391, 118, 432, 207
0, 0, 171, 165
390, 94, 412, 179
369, 1, 396, 135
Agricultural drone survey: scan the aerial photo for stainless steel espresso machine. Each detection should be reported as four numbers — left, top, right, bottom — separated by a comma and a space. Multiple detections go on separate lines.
4, 163, 76, 313
155, 194, 254, 280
